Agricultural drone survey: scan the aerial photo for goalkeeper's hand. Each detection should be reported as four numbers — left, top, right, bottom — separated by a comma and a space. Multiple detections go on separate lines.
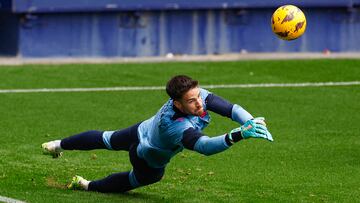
229, 117, 273, 142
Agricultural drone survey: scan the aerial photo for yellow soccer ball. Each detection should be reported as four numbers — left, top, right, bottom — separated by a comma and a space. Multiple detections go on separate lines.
271, 5, 307, 40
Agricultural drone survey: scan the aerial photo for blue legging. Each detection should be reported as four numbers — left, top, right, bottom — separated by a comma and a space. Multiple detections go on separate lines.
60, 122, 165, 193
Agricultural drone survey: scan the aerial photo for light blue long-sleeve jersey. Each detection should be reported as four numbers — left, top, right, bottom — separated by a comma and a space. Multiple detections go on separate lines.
136, 88, 252, 168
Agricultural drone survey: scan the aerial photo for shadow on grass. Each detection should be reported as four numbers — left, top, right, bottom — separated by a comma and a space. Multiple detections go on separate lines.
73, 189, 166, 202
46, 176, 165, 202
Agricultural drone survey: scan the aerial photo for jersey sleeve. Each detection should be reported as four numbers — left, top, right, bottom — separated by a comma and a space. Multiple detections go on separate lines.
181, 127, 230, 156
205, 93, 233, 118
182, 127, 204, 150
205, 92, 253, 125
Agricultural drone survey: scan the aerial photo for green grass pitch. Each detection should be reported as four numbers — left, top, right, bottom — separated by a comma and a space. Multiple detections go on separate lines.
0, 59, 359, 202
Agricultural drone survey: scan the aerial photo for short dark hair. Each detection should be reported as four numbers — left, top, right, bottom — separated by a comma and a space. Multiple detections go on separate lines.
166, 75, 199, 100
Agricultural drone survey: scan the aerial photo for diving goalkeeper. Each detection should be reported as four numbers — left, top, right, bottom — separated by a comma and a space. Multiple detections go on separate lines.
42, 75, 273, 193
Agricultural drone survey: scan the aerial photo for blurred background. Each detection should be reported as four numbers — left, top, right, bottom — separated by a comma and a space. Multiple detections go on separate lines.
0, 0, 360, 58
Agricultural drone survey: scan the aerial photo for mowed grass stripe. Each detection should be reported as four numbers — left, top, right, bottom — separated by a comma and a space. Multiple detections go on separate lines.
0, 81, 359, 93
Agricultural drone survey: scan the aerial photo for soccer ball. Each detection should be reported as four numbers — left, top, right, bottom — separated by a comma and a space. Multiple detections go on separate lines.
271, 5, 307, 40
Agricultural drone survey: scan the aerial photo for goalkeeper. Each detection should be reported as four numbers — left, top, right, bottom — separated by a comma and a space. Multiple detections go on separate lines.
42, 75, 273, 193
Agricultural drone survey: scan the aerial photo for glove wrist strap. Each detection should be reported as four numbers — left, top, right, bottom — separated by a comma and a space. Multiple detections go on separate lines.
225, 131, 243, 146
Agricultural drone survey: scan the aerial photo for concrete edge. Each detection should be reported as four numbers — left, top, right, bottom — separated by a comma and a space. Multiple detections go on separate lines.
0, 52, 359, 65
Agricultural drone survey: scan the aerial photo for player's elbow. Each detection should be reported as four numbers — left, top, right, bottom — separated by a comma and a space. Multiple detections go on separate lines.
194, 138, 210, 156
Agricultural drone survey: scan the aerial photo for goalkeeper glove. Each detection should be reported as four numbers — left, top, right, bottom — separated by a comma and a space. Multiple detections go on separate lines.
228, 117, 273, 143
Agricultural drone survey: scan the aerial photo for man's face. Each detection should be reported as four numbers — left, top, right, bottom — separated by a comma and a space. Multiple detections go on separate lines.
175, 87, 204, 116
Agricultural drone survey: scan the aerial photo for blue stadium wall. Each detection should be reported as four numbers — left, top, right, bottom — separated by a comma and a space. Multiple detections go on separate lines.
0, 0, 360, 57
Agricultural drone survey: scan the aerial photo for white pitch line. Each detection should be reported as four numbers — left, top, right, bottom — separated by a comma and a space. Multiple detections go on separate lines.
202, 81, 360, 89
0, 81, 359, 94
0, 195, 26, 203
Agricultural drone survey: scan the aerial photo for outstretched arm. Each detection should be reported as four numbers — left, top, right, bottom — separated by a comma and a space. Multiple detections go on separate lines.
206, 93, 253, 125
181, 128, 231, 156
181, 120, 273, 156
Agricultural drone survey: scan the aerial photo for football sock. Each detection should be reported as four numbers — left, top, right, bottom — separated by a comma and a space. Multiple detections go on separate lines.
80, 179, 90, 190
60, 130, 106, 150
88, 172, 134, 193
53, 140, 62, 151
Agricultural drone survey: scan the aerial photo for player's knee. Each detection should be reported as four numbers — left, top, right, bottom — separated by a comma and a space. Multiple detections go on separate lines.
150, 172, 164, 184
138, 171, 164, 185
